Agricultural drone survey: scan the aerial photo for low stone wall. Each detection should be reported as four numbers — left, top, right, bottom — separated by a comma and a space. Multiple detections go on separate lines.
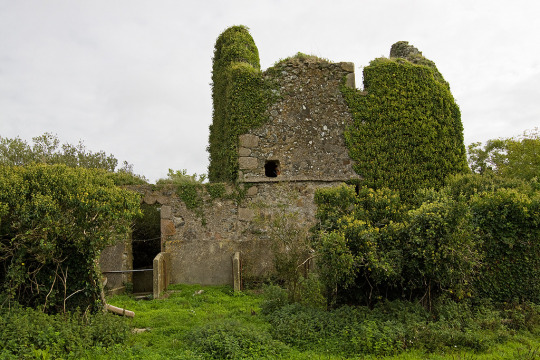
99, 238, 132, 294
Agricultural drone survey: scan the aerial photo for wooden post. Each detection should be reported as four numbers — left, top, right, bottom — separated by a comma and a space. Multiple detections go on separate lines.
106, 304, 135, 318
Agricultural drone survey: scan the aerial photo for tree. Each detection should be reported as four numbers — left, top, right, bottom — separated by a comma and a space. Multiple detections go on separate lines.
0, 133, 147, 185
468, 128, 539, 181
1, 133, 117, 170
0, 164, 141, 312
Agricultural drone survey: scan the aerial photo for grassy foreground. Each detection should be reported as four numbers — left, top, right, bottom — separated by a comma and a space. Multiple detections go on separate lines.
100, 284, 539, 359
2, 284, 538, 359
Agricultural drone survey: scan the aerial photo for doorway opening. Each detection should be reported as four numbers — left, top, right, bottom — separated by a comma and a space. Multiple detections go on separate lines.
131, 203, 161, 293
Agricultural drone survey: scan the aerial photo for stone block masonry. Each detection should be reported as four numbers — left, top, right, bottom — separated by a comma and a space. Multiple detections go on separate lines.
238, 58, 361, 183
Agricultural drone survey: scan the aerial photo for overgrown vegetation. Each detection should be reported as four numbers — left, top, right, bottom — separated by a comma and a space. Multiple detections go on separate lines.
0, 133, 147, 185
341, 44, 469, 197
312, 173, 540, 307
207, 25, 279, 182
2, 285, 539, 359
157, 168, 246, 224
0, 305, 130, 359
0, 164, 141, 312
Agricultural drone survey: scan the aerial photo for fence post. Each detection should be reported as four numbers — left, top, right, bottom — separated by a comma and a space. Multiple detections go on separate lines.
232, 252, 241, 292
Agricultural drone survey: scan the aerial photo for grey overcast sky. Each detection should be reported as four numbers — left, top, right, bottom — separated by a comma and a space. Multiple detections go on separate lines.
1, 0, 539, 182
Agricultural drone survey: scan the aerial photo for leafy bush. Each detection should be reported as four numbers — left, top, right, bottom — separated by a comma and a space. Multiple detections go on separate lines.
0, 305, 130, 359
260, 284, 289, 315
470, 187, 540, 302
187, 319, 287, 359
314, 184, 480, 306
156, 168, 207, 185
314, 173, 540, 306
0, 164, 140, 312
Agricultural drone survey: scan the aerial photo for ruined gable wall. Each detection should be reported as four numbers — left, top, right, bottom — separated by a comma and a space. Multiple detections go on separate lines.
238, 59, 360, 182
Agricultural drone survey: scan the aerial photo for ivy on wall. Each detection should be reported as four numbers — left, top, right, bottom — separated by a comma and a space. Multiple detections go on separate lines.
208, 25, 278, 182
341, 43, 469, 198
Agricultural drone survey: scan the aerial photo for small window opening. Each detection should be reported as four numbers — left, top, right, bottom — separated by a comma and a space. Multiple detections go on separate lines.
265, 160, 280, 177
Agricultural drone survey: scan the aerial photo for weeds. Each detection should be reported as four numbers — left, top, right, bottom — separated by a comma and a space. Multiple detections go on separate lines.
1, 285, 539, 359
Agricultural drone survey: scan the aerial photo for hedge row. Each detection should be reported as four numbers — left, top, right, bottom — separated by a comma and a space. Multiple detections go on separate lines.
314, 174, 540, 305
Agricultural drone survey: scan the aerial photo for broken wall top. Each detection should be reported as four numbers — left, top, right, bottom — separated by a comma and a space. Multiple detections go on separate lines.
238, 57, 361, 183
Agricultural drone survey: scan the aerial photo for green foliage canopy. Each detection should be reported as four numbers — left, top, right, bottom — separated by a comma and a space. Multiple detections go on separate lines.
0, 164, 141, 312
341, 44, 468, 197
468, 128, 540, 182
1, 133, 118, 171
0, 133, 147, 185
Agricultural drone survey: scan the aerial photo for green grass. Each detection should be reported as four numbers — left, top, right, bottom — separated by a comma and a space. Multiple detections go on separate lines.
4, 284, 534, 359
85, 284, 540, 359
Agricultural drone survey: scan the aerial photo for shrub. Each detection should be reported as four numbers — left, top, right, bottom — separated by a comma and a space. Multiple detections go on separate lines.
187, 319, 287, 359
0, 164, 140, 312
470, 188, 540, 302
260, 284, 289, 315
314, 184, 480, 306
0, 305, 130, 359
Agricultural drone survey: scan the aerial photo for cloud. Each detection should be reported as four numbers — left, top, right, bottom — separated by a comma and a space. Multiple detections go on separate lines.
1, 0, 539, 182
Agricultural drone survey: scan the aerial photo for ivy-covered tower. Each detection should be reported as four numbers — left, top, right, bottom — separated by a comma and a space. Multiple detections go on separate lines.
208, 26, 273, 183
342, 41, 469, 196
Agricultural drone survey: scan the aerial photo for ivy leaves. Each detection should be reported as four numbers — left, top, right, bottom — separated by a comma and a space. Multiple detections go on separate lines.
208, 26, 278, 182
342, 54, 468, 198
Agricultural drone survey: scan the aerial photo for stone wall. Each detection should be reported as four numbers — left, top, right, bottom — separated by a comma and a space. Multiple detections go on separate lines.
238, 59, 360, 183
133, 180, 345, 286
99, 237, 132, 293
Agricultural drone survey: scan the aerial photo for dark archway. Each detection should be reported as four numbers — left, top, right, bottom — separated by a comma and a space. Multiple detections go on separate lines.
131, 203, 161, 292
